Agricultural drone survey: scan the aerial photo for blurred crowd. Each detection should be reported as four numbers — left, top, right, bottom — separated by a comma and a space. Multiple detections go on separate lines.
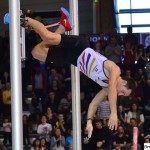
0, 26, 150, 150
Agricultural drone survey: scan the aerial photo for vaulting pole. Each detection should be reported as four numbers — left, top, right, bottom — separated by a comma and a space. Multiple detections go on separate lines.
69, 0, 82, 150
9, 0, 23, 150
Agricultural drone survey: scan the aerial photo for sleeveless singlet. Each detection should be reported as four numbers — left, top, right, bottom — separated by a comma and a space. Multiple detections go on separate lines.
77, 48, 109, 88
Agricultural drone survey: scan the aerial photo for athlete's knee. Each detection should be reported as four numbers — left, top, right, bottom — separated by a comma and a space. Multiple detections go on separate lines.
31, 44, 48, 62
31, 44, 41, 58
31, 46, 39, 59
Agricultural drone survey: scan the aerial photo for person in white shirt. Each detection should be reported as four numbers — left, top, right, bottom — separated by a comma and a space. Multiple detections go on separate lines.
127, 103, 144, 126
96, 96, 111, 120
37, 115, 52, 142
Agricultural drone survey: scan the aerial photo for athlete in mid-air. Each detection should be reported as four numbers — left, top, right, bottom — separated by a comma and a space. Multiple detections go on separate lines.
5, 7, 135, 138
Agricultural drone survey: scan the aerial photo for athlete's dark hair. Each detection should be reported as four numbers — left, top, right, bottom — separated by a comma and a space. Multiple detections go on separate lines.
122, 77, 136, 95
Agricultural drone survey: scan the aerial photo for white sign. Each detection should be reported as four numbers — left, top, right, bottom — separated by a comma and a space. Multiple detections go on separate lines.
144, 143, 150, 150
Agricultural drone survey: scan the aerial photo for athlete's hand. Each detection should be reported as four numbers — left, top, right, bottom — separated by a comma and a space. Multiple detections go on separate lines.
108, 113, 118, 130
86, 121, 93, 139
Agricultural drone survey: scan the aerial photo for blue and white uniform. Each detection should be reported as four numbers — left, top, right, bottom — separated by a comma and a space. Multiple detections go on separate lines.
77, 48, 109, 88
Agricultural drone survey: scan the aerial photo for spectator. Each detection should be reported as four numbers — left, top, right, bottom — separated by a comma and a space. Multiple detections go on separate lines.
117, 105, 127, 126
50, 128, 65, 150
111, 27, 122, 46
37, 115, 52, 142
49, 79, 64, 100
127, 103, 144, 127
2, 116, 12, 146
45, 106, 57, 128
134, 79, 144, 107
60, 66, 71, 90
2, 82, 11, 115
0, 71, 10, 90
30, 138, 41, 150
45, 90, 59, 113
65, 129, 73, 150
135, 44, 147, 69
98, 32, 107, 52
58, 91, 72, 115
94, 42, 104, 55
124, 69, 132, 78
82, 127, 91, 150
40, 138, 49, 150
96, 96, 111, 120
0, 140, 6, 150
93, 119, 110, 150
105, 34, 122, 68
120, 95, 139, 113
68, 144, 73, 150
47, 67, 63, 89
54, 113, 67, 136
122, 42, 135, 76
144, 136, 150, 143
83, 34, 94, 49
123, 27, 138, 51
23, 114, 31, 146
29, 96, 42, 125
32, 65, 47, 112
113, 126, 127, 150
134, 68, 145, 86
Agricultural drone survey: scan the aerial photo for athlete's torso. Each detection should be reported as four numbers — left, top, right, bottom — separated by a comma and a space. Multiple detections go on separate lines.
77, 48, 109, 88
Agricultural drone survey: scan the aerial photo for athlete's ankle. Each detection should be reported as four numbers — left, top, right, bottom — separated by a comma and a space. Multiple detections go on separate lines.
59, 24, 66, 32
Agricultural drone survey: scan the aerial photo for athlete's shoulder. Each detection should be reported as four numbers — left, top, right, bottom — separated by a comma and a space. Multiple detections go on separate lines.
104, 59, 117, 67
104, 60, 121, 74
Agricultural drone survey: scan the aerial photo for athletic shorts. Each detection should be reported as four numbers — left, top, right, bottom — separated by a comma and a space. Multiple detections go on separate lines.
45, 34, 89, 66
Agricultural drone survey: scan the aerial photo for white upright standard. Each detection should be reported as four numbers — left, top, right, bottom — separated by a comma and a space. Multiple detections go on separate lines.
9, 0, 23, 150
69, 0, 82, 150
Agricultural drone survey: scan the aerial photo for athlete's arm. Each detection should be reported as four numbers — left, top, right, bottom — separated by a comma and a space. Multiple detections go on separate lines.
86, 88, 108, 138
107, 62, 121, 130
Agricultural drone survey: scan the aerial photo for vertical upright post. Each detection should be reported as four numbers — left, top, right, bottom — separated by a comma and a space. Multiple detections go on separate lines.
21, 27, 26, 61
9, 0, 23, 150
69, 0, 82, 150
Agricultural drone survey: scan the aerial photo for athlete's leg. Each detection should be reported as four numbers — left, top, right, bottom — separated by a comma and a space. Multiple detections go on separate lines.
31, 41, 49, 62
29, 19, 65, 62
28, 18, 64, 62
29, 7, 72, 62
27, 17, 61, 45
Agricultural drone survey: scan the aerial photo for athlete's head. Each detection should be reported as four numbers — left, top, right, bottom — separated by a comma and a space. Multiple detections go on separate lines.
117, 77, 136, 96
